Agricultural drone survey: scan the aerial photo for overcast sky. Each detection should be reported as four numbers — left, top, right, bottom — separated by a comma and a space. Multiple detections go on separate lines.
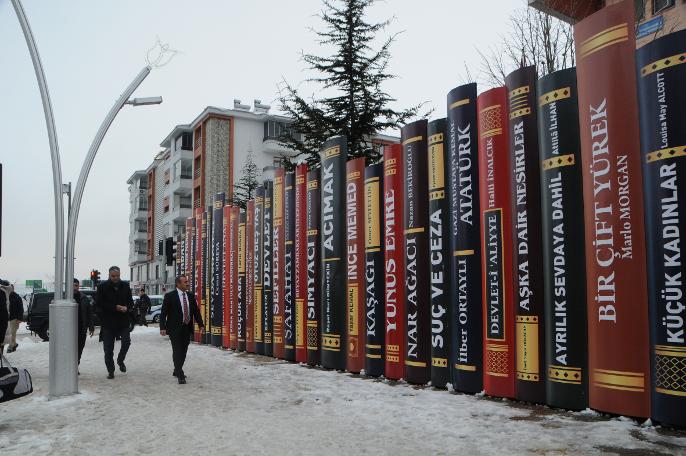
0, 0, 524, 286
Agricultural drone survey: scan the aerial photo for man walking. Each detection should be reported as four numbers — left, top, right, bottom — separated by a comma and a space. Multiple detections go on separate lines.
74, 279, 94, 367
137, 288, 150, 327
6, 285, 23, 353
96, 266, 134, 379
160, 275, 204, 384
0, 280, 9, 356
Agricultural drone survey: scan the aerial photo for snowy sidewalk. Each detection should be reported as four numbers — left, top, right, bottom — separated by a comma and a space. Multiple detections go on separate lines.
1, 325, 685, 456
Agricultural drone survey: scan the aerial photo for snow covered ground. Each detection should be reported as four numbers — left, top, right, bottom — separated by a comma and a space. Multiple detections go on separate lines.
2, 324, 685, 456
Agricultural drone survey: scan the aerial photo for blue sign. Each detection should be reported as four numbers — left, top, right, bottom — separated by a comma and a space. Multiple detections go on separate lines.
637, 16, 664, 39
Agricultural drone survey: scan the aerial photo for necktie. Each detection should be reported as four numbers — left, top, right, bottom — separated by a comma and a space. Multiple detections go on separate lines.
182, 292, 190, 325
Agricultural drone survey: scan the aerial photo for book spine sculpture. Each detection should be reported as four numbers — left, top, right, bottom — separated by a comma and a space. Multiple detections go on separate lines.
211, 194, 225, 347
574, 0, 650, 417
246, 200, 255, 353
194, 209, 203, 343
402, 120, 431, 385
636, 28, 686, 427
346, 157, 366, 373
506, 66, 546, 403
538, 68, 588, 410
273, 169, 286, 359
447, 83, 483, 393
364, 162, 385, 377
428, 118, 451, 389
307, 169, 322, 366
384, 144, 405, 380
284, 171, 297, 361
263, 179, 274, 356
478, 87, 516, 398
295, 164, 309, 363
320, 136, 348, 370
237, 209, 247, 351
223, 205, 232, 349
254, 187, 265, 354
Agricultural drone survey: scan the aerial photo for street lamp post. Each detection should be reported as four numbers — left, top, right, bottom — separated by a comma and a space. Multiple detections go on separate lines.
11, 0, 165, 397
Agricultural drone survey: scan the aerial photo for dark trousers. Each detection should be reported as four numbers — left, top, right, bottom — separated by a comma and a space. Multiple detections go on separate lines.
102, 327, 131, 373
78, 330, 87, 365
170, 324, 192, 377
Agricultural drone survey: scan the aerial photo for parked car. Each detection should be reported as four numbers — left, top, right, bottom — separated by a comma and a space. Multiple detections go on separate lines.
27, 291, 136, 341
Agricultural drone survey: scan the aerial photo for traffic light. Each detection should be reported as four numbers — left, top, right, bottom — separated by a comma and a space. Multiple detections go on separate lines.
165, 237, 175, 266
90, 269, 101, 288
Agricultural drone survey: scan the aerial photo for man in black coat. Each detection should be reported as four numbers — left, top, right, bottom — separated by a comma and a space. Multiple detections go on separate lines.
0, 281, 9, 356
137, 288, 151, 327
73, 279, 94, 367
95, 266, 134, 379
7, 286, 24, 353
160, 275, 204, 384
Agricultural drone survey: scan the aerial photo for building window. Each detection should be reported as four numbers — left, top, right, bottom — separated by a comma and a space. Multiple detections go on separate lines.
653, 0, 674, 14
156, 264, 159, 279
163, 196, 170, 213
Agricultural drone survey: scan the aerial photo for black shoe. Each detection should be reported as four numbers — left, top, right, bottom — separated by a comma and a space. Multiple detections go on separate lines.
7, 344, 17, 353
107, 372, 115, 379
118, 362, 127, 373
173, 370, 178, 377
178, 377, 187, 384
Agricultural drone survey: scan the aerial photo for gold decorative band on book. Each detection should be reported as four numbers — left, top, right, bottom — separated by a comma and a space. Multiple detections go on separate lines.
365, 176, 380, 184
429, 190, 445, 201
539, 87, 571, 106
274, 336, 283, 344
307, 229, 318, 236
487, 343, 509, 352
323, 145, 341, 158
641, 52, 686, 77
654, 345, 686, 397
347, 171, 362, 180
404, 227, 425, 234
509, 95, 528, 110
387, 355, 399, 363
402, 135, 423, 146
284, 345, 294, 349
549, 365, 582, 385
366, 354, 382, 359
542, 153, 576, 170
366, 344, 382, 349
405, 360, 427, 367
480, 128, 502, 139
516, 315, 539, 324
449, 98, 470, 109
432, 358, 448, 368
509, 86, 530, 98
386, 344, 400, 353
274, 316, 283, 324
593, 368, 645, 393
517, 372, 540, 382
365, 247, 381, 253
211, 327, 222, 335
455, 364, 476, 372
322, 333, 341, 351
323, 257, 341, 262
510, 108, 531, 119
428, 133, 444, 145
645, 145, 686, 163
454, 249, 475, 256
579, 23, 629, 59
307, 180, 318, 190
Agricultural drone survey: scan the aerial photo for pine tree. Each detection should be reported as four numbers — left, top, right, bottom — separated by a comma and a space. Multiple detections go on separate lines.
230, 144, 261, 209
278, 0, 423, 168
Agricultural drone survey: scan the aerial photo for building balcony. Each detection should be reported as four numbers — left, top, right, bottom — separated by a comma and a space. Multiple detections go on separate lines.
169, 205, 193, 222
129, 229, 147, 242
166, 175, 193, 196
128, 251, 148, 265
263, 138, 296, 156
130, 207, 147, 222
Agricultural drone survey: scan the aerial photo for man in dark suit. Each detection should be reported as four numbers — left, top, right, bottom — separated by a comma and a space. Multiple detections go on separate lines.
96, 266, 134, 379
73, 279, 94, 368
160, 275, 204, 384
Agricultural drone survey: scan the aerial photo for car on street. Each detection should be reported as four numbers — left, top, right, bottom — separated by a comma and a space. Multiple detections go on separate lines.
27, 291, 136, 341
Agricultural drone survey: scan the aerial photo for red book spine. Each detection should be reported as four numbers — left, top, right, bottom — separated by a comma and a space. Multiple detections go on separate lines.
346, 157, 366, 373
185, 217, 194, 294
245, 200, 255, 353
229, 206, 240, 349
574, 0, 650, 417
478, 87, 516, 398
294, 165, 308, 363
237, 209, 246, 351
384, 144, 405, 380
273, 169, 286, 359
227, 206, 236, 348
194, 208, 203, 343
